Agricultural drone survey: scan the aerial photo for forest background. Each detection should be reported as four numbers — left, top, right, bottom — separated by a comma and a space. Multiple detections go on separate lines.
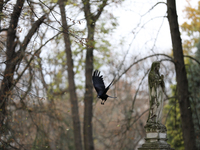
0, 0, 199, 150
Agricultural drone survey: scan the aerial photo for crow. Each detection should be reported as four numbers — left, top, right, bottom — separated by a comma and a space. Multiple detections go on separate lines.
92, 70, 116, 105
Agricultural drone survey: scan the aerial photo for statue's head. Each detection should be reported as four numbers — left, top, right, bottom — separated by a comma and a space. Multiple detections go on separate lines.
150, 61, 160, 73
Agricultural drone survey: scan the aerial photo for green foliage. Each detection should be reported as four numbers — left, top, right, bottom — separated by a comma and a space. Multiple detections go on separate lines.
181, 1, 200, 145
51, 0, 77, 6
165, 1, 200, 149
187, 41, 200, 149
165, 44, 200, 149
56, 126, 75, 150
181, 1, 200, 54
164, 85, 184, 150
32, 130, 50, 150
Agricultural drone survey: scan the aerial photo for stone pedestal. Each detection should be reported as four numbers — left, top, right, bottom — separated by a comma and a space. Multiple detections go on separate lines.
138, 122, 174, 150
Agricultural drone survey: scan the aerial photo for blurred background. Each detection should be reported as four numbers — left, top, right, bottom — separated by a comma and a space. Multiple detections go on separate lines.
0, 0, 199, 149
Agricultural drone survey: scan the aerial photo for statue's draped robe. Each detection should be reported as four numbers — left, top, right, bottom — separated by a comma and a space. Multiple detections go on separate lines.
156, 79, 164, 123
148, 62, 164, 123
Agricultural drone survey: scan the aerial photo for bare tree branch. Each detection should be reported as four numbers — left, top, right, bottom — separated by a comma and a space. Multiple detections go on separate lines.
184, 55, 200, 66
114, 53, 174, 84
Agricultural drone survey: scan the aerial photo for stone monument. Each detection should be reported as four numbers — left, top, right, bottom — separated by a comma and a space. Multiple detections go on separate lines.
138, 61, 173, 150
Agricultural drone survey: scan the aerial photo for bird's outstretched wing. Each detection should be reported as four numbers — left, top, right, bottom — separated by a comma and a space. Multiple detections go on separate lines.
103, 79, 114, 95
92, 70, 105, 96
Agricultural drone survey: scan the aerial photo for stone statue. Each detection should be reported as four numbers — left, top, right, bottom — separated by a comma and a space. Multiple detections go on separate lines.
138, 61, 173, 150
148, 61, 165, 124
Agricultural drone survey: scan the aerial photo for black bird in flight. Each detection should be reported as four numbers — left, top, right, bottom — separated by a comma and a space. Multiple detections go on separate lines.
92, 70, 116, 105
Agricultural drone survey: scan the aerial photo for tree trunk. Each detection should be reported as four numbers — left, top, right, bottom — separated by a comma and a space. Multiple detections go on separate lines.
0, 0, 3, 31
167, 0, 196, 149
84, 25, 95, 150
0, 0, 25, 132
59, 1, 83, 150
82, 1, 107, 149
0, 0, 45, 138
82, 1, 95, 150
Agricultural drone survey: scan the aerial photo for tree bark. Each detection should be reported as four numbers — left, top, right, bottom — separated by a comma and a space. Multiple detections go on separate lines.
82, 0, 95, 149
0, 0, 3, 31
83, 26, 95, 150
0, 0, 25, 132
82, 0, 107, 149
167, 0, 196, 149
58, 1, 83, 150
0, 0, 45, 136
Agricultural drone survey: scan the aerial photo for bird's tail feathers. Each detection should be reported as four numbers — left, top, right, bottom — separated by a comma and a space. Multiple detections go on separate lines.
108, 95, 117, 98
